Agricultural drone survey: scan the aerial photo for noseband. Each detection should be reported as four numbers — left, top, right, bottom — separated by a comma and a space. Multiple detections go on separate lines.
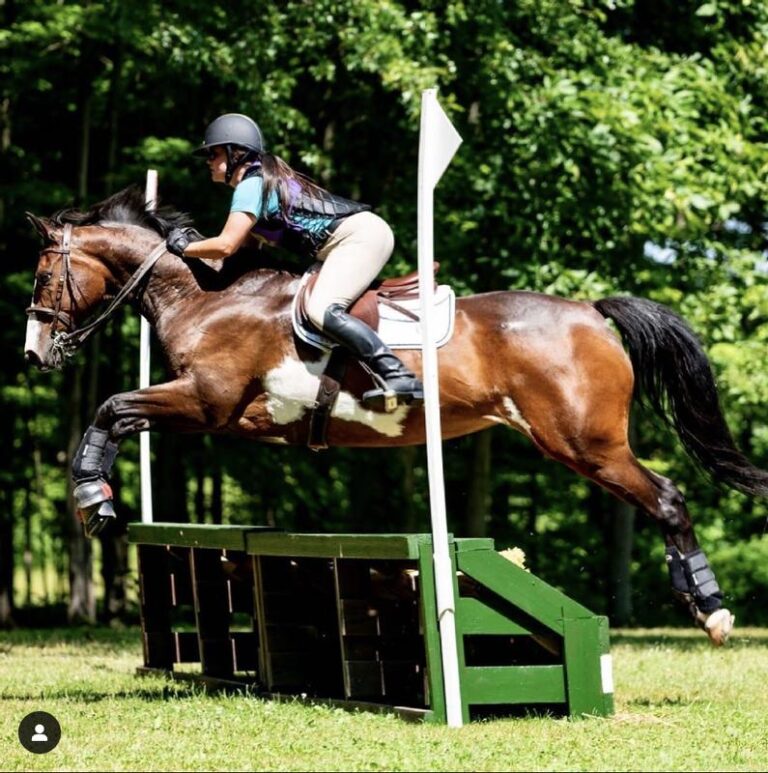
25, 222, 167, 360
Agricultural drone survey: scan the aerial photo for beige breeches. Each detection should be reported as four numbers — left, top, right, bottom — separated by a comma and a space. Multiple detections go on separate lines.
305, 211, 395, 330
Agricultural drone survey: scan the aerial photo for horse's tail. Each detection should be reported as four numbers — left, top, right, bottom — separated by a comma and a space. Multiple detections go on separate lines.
593, 295, 768, 497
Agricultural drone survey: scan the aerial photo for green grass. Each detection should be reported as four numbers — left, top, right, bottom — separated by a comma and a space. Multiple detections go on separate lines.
1, 627, 767, 771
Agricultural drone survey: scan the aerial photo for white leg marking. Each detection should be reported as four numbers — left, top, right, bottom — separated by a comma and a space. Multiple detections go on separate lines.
263, 355, 408, 437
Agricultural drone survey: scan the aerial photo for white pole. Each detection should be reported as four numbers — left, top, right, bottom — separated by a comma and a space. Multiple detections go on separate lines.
417, 88, 463, 727
140, 170, 157, 524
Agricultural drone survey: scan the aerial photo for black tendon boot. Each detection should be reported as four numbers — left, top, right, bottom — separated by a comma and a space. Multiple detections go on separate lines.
323, 304, 424, 411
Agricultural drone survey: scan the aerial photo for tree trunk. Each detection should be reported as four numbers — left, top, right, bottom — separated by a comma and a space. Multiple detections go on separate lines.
400, 446, 419, 532
608, 499, 635, 626
211, 459, 223, 525
0, 487, 15, 628
66, 363, 95, 623
154, 434, 189, 523
465, 430, 492, 537
608, 421, 637, 626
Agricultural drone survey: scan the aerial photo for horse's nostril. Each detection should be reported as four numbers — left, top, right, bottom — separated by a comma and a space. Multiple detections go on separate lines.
25, 350, 42, 367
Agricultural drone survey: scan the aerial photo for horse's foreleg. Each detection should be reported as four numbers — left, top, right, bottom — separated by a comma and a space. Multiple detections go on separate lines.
72, 378, 209, 538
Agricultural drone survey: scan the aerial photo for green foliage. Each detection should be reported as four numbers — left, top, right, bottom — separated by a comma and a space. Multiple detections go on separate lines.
2, 0, 768, 624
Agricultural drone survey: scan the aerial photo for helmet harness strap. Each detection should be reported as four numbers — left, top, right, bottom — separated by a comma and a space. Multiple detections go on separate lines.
224, 146, 257, 184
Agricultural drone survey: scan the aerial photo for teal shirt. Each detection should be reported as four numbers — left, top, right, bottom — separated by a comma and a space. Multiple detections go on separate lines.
230, 174, 334, 237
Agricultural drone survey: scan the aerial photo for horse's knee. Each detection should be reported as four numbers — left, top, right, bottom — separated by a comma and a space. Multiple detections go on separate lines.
94, 394, 120, 430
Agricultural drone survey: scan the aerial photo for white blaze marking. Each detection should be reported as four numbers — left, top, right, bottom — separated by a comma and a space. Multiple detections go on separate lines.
24, 319, 45, 355
502, 396, 532, 434
263, 355, 408, 437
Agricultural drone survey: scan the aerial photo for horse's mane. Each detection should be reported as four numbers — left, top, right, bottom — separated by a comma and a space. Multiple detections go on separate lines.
51, 185, 193, 237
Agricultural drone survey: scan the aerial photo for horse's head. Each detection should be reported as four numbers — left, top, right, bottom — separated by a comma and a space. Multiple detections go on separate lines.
24, 214, 115, 370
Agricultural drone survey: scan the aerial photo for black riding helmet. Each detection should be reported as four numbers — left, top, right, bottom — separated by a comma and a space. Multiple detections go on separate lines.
194, 113, 265, 183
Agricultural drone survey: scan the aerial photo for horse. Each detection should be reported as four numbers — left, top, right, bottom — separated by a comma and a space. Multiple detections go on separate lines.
23, 186, 767, 647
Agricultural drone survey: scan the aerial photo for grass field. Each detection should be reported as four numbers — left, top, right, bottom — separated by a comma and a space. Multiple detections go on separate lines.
1, 626, 767, 771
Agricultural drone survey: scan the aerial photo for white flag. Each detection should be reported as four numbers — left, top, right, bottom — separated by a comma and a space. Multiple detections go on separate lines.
419, 89, 463, 191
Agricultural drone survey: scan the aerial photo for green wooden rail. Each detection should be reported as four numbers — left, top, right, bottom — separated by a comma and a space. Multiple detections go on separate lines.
129, 523, 614, 723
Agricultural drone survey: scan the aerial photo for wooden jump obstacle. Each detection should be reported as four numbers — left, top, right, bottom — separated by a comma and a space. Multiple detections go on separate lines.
129, 524, 614, 723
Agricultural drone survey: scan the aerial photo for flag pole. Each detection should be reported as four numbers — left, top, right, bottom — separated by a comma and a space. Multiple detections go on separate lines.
417, 88, 463, 727
140, 170, 157, 524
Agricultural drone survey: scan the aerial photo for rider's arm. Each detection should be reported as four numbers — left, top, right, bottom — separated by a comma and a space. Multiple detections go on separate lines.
183, 211, 257, 260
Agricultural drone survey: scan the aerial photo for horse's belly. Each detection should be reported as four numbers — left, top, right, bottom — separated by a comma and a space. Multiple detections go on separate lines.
238, 353, 413, 442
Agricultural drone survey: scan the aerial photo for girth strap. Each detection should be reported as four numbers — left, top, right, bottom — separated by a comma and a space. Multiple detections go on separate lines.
307, 347, 349, 450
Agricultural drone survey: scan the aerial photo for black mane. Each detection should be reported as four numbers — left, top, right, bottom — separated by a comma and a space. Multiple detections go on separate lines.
51, 185, 193, 237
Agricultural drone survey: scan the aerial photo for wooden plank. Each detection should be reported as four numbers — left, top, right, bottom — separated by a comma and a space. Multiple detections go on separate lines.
457, 549, 595, 634
173, 631, 200, 663
453, 538, 496, 553
563, 616, 614, 718
456, 597, 532, 636
246, 532, 431, 559
129, 523, 278, 551
462, 665, 567, 705
138, 544, 174, 669
190, 547, 233, 677
417, 542, 446, 723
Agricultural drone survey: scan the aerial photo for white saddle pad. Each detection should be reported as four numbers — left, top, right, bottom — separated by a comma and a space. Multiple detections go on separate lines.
291, 270, 456, 352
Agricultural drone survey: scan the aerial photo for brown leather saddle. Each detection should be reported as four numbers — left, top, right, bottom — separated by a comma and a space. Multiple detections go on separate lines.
296, 263, 438, 449
296, 262, 438, 334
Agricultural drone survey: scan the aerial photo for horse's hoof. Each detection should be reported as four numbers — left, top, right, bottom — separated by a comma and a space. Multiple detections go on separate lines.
703, 608, 735, 646
80, 501, 117, 538
74, 479, 117, 538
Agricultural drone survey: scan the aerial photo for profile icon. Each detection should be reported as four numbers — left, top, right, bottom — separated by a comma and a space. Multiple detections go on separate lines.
18, 712, 61, 754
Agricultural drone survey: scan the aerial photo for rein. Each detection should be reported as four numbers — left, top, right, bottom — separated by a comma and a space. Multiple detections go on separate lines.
26, 223, 167, 360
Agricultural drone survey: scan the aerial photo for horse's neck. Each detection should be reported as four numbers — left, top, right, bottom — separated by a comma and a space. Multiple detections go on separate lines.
103, 226, 296, 332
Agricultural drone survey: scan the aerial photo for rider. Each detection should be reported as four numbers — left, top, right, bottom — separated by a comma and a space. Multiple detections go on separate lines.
166, 113, 424, 410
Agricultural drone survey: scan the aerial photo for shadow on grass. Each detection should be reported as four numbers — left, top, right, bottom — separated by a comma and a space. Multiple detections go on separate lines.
0, 625, 142, 651
0, 683, 217, 704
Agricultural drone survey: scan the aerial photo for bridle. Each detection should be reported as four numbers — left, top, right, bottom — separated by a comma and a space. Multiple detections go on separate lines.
25, 222, 167, 361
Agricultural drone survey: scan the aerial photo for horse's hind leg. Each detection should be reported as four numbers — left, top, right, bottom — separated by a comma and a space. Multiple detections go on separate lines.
533, 420, 735, 645
578, 446, 734, 645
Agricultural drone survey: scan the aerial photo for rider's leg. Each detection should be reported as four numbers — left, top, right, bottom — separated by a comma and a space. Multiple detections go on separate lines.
306, 212, 424, 409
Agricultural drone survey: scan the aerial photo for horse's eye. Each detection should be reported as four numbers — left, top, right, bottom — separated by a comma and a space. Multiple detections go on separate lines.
36, 272, 52, 287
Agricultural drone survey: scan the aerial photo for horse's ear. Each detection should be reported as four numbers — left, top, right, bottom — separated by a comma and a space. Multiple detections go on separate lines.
25, 212, 54, 243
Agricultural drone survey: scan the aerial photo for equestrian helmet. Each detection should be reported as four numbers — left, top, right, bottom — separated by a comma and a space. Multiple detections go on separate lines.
193, 113, 265, 155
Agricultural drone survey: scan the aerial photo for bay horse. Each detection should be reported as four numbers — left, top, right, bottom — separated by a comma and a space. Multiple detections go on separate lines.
23, 186, 767, 646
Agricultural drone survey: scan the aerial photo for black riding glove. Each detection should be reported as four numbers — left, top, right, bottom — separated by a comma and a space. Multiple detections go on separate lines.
166, 227, 203, 258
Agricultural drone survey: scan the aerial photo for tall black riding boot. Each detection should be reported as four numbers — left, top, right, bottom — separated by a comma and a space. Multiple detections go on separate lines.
323, 304, 424, 411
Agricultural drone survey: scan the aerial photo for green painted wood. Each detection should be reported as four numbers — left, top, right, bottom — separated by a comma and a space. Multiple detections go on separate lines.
417, 542, 447, 724
448, 542, 471, 726
129, 523, 276, 551
453, 538, 496, 553
246, 532, 432, 559
455, 597, 533, 636
462, 665, 567, 705
457, 549, 595, 634
563, 616, 614, 718
598, 615, 615, 716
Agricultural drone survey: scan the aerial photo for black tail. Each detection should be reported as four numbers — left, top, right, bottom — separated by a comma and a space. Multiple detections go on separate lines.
594, 295, 768, 497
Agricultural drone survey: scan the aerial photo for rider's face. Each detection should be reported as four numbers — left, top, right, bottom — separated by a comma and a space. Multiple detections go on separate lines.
206, 146, 228, 183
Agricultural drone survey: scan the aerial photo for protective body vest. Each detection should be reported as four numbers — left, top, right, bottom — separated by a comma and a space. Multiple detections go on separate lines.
238, 165, 371, 257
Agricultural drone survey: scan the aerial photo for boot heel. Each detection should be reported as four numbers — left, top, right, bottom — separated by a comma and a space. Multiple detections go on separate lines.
362, 387, 398, 413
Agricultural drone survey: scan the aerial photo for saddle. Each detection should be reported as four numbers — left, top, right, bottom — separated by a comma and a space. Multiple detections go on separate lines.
293, 262, 449, 450
295, 261, 438, 335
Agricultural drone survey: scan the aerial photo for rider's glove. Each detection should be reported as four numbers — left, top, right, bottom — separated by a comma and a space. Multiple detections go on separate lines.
166, 227, 203, 258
